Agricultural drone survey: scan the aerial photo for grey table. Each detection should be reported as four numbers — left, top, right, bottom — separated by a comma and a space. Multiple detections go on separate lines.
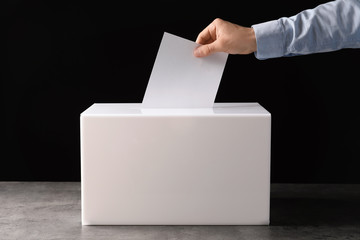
0, 182, 359, 240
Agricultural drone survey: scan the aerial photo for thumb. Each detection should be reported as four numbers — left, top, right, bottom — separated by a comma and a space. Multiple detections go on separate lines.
193, 42, 219, 57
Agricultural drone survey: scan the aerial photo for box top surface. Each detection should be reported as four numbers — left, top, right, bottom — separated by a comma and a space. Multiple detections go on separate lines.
81, 103, 270, 116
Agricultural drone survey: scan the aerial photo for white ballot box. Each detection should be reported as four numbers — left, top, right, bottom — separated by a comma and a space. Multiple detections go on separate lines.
80, 103, 271, 225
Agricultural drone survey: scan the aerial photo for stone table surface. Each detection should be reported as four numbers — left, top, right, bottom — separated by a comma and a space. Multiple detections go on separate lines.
0, 182, 359, 240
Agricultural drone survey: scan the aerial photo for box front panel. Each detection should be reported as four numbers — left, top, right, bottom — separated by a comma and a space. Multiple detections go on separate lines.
81, 115, 270, 225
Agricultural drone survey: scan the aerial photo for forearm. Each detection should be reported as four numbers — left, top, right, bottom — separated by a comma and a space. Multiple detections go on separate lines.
252, 0, 360, 60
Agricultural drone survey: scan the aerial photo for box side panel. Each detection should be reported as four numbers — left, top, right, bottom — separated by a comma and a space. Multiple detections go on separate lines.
80, 115, 92, 225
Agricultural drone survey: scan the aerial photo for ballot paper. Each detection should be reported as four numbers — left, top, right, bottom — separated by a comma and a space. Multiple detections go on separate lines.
142, 32, 228, 108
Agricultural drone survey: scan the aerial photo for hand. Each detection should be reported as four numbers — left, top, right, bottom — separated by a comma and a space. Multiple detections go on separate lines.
193, 18, 257, 57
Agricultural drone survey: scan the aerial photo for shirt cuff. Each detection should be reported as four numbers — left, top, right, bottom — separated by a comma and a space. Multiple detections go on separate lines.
252, 20, 284, 60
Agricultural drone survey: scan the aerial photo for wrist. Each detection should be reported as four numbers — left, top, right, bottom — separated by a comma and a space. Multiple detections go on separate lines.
248, 27, 257, 53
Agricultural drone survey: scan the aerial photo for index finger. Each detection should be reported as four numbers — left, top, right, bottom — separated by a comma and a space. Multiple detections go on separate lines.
195, 20, 217, 45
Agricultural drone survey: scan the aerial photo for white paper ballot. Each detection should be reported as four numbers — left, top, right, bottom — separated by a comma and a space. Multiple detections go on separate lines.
142, 32, 228, 108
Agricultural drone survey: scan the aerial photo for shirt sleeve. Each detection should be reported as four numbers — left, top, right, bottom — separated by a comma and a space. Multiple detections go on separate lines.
251, 0, 360, 60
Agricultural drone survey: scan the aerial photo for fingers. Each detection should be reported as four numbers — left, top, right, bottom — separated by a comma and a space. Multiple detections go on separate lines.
195, 19, 219, 45
194, 18, 224, 57
194, 42, 219, 57
196, 27, 213, 45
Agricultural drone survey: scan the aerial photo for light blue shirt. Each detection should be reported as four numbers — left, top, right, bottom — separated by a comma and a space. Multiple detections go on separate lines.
252, 0, 360, 59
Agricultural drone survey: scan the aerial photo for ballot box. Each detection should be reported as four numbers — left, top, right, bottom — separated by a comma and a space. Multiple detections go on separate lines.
80, 103, 271, 225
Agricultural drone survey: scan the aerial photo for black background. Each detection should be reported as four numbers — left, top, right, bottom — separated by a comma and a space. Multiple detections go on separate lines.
5, 0, 360, 182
